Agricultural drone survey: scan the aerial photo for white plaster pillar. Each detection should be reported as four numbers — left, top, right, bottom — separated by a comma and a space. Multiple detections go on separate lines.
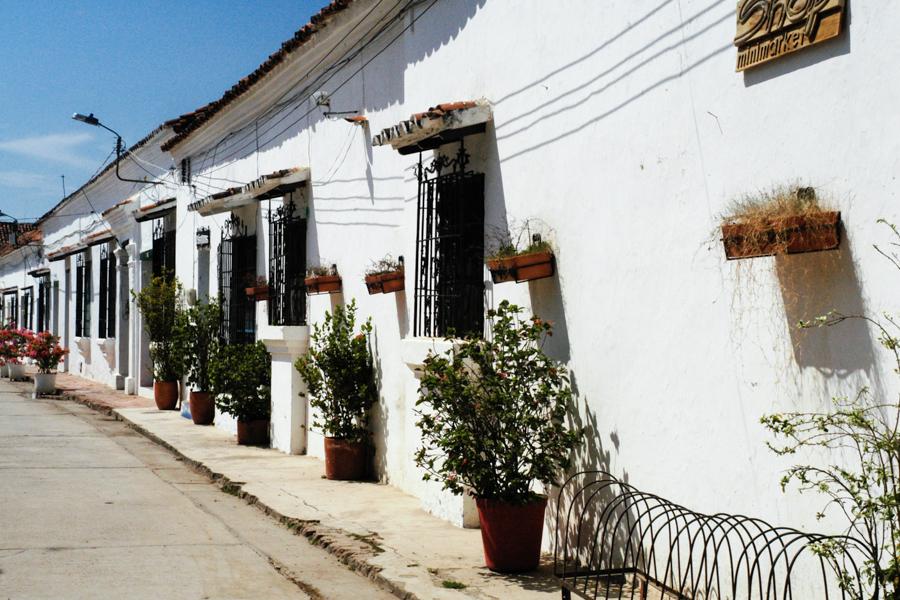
124, 242, 138, 395
112, 246, 129, 390
259, 324, 309, 454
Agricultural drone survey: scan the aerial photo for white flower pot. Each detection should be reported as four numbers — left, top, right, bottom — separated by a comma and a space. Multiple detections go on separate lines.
0, 364, 8, 378
33, 372, 57, 396
8, 363, 25, 381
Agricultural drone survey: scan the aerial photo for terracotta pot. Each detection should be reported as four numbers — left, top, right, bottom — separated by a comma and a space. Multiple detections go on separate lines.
323, 437, 367, 480
305, 274, 342, 295
721, 210, 841, 259
236, 419, 269, 446
487, 251, 555, 284
364, 271, 404, 295
245, 285, 269, 301
33, 372, 57, 396
153, 381, 179, 410
189, 391, 215, 425
476, 496, 547, 573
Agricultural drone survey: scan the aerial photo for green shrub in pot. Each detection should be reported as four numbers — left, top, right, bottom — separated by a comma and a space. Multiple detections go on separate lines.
210, 341, 271, 444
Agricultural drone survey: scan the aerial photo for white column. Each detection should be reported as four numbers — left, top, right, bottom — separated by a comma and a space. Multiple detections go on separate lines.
124, 242, 138, 395
259, 324, 309, 454
113, 246, 129, 390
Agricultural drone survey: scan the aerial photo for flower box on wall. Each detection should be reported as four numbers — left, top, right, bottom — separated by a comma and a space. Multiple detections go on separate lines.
245, 285, 270, 302
487, 251, 555, 284
365, 270, 404, 295
721, 211, 841, 260
305, 275, 342, 295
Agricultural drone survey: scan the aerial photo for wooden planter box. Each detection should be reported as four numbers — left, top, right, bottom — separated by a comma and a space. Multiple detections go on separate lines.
364, 270, 405, 295
722, 211, 841, 260
245, 285, 269, 302
487, 251, 555, 284
305, 274, 342, 295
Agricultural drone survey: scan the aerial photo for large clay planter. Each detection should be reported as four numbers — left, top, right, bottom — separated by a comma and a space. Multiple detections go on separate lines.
364, 271, 404, 295
487, 251, 555, 284
189, 391, 215, 425
324, 437, 367, 480
7, 363, 26, 381
476, 496, 548, 573
33, 372, 57, 396
236, 419, 269, 446
305, 274, 342, 295
721, 210, 841, 259
153, 381, 179, 410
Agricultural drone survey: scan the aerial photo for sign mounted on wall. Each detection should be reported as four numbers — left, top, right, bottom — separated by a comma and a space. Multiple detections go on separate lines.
734, 0, 846, 71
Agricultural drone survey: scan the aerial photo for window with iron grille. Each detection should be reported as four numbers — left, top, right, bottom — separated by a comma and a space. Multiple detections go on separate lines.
36, 274, 51, 332
75, 251, 91, 337
2, 291, 17, 328
98, 242, 117, 338
218, 215, 257, 344
152, 212, 176, 280
268, 195, 306, 326
414, 142, 485, 338
21, 287, 33, 330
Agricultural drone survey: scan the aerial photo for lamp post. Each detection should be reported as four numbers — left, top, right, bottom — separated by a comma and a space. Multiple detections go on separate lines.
71, 113, 162, 186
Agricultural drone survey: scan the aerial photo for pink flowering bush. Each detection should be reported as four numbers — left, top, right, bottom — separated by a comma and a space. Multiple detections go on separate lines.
0, 328, 34, 365
26, 331, 68, 374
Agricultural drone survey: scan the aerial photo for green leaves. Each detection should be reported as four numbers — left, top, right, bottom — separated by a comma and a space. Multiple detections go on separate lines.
210, 341, 271, 422
176, 301, 221, 392
134, 275, 183, 381
294, 300, 374, 443
415, 300, 583, 505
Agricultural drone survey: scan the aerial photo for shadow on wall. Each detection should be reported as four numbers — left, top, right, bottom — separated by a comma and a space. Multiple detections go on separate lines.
774, 239, 877, 379
742, 4, 852, 87
529, 274, 571, 364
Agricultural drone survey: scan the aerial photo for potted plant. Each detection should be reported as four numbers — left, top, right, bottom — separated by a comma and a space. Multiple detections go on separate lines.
486, 232, 555, 284
245, 275, 270, 302
5, 328, 33, 381
210, 341, 271, 446
294, 300, 375, 480
305, 264, 342, 295
415, 300, 583, 573
364, 256, 404, 295
177, 301, 221, 425
26, 331, 68, 396
721, 185, 841, 259
0, 327, 13, 378
134, 275, 184, 410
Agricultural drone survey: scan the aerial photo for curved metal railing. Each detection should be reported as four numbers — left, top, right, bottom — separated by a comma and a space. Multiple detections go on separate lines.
554, 471, 873, 599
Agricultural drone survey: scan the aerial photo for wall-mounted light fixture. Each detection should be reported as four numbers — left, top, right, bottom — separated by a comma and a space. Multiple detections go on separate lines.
195, 227, 211, 249
72, 112, 162, 186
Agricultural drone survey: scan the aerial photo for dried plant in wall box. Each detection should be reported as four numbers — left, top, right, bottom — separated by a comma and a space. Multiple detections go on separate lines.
720, 185, 841, 260
486, 220, 556, 284
364, 255, 404, 295
244, 275, 269, 301
761, 220, 900, 599
305, 263, 342, 295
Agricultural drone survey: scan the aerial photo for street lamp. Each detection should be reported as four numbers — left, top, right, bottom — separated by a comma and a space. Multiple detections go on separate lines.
71, 112, 162, 186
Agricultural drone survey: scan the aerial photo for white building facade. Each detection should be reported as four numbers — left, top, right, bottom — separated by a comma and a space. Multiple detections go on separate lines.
3, 0, 898, 566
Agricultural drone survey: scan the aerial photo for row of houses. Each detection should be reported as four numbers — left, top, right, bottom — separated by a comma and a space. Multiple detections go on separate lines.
0, 0, 896, 545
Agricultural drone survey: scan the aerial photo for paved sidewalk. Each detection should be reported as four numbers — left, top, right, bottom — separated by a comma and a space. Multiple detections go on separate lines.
11, 371, 560, 599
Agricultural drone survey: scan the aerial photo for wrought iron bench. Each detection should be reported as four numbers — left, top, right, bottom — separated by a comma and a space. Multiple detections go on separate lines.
554, 471, 871, 599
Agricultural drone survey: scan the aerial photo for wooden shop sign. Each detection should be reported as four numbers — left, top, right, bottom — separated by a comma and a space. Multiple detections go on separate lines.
734, 0, 845, 71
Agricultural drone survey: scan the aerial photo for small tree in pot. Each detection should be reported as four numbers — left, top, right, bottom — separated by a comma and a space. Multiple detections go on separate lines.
134, 275, 183, 410
177, 301, 221, 425
25, 331, 68, 396
210, 341, 271, 446
294, 299, 375, 480
415, 300, 583, 573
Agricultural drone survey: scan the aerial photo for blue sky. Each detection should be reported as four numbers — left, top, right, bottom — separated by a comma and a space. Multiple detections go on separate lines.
0, 0, 329, 222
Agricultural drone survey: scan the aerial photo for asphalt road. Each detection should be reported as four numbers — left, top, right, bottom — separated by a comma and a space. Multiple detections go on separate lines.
0, 379, 395, 600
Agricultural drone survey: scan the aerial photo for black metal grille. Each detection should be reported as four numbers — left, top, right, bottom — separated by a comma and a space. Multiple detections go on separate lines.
36, 274, 50, 332
75, 251, 91, 337
21, 287, 33, 330
218, 215, 257, 344
414, 143, 485, 338
152, 213, 176, 279
2, 292, 17, 328
268, 197, 306, 326
98, 243, 117, 338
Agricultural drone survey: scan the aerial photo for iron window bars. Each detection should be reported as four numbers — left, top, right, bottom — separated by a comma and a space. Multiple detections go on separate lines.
75, 251, 91, 337
21, 287, 33, 330
36, 273, 51, 333
413, 141, 485, 338
218, 215, 257, 344
268, 196, 306, 326
152, 212, 176, 280
2, 291, 17, 328
98, 242, 117, 338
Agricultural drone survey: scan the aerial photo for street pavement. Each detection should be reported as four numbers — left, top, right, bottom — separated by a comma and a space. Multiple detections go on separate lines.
0, 379, 395, 600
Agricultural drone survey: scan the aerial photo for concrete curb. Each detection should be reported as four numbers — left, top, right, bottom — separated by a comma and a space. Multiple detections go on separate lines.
41, 385, 420, 600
